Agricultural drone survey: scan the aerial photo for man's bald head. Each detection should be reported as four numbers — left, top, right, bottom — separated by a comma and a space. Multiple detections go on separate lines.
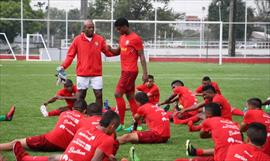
84, 19, 94, 26
83, 19, 95, 37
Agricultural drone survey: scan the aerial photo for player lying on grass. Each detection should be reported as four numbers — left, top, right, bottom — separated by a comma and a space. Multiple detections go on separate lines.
0, 105, 15, 122
158, 80, 199, 124
40, 79, 77, 117
240, 98, 270, 155
118, 92, 170, 144
0, 100, 86, 152
136, 74, 160, 105
175, 102, 243, 161
225, 122, 270, 161
13, 110, 120, 161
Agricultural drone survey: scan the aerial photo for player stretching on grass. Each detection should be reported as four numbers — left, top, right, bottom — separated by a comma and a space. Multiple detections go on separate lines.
0, 100, 86, 152
175, 103, 243, 161
108, 17, 148, 131
13, 110, 120, 161
0, 105, 15, 121
40, 79, 77, 117
240, 98, 270, 155
118, 92, 170, 144
225, 122, 270, 161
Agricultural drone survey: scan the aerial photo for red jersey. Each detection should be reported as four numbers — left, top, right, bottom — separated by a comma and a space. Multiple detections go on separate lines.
195, 82, 222, 95
57, 85, 77, 108
61, 127, 114, 161
225, 143, 270, 161
77, 115, 102, 129
119, 32, 143, 72
201, 117, 243, 161
173, 86, 197, 109
62, 33, 114, 76
205, 94, 232, 120
243, 109, 270, 155
45, 110, 85, 149
136, 83, 160, 104
137, 103, 170, 138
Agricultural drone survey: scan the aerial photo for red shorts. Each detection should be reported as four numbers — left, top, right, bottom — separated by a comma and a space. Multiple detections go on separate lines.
136, 131, 169, 143
26, 134, 64, 151
115, 71, 138, 94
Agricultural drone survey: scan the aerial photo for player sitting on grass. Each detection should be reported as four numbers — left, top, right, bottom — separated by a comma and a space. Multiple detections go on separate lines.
194, 76, 221, 96
118, 92, 170, 144
13, 110, 120, 161
225, 122, 270, 161
40, 79, 78, 117
158, 80, 198, 124
240, 98, 270, 155
0, 100, 86, 152
175, 103, 243, 161
136, 74, 160, 105
0, 105, 15, 122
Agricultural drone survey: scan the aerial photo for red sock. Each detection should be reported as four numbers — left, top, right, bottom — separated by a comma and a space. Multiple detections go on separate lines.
128, 98, 138, 117
232, 108, 244, 116
116, 97, 126, 124
48, 109, 61, 116
196, 148, 204, 156
174, 115, 199, 124
23, 156, 48, 161
188, 122, 202, 132
174, 159, 189, 161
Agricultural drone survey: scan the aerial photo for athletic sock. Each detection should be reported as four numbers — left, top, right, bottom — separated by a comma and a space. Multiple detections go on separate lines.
22, 156, 48, 161
128, 98, 138, 117
188, 121, 202, 132
48, 109, 61, 116
0, 115, 6, 121
196, 148, 204, 156
116, 97, 126, 124
232, 108, 244, 116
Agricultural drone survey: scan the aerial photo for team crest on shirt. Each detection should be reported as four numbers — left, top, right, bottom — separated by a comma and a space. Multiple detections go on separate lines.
95, 41, 99, 46
125, 40, 129, 46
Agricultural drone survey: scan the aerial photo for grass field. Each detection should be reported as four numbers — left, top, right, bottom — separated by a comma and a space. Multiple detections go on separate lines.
0, 61, 269, 161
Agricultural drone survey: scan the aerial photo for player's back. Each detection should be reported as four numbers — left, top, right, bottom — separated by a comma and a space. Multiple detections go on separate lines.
174, 86, 197, 108
212, 94, 232, 120
77, 115, 102, 129
136, 83, 160, 104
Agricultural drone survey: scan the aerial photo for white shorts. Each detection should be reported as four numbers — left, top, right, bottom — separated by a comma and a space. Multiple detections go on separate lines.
76, 76, 103, 90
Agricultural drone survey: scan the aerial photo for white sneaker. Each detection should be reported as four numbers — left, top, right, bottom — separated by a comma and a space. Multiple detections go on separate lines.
40, 105, 48, 117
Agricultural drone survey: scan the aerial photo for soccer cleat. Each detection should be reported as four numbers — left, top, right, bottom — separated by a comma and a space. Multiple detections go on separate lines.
129, 146, 140, 161
124, 125, 143, 133
13, 141, 29, 161
40, 105, 48, 117
104, 99, 111, 110
116, 124, 124, 132
186, 139, 197, 156
163, 104, 170, 112
6, 105, 15, 121
56, 66, 67, 85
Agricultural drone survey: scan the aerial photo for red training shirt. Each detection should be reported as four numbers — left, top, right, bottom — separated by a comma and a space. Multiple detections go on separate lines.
195, 82, 222, 95
56, 85, 77, 108
225, 143, 270, 161
62, 33, 114, 76
202, 117, 243, 161
45, 110, 85, 149
136, 83, 160, 104
119, 32, 143, 72
137, 103, 170, 138
77, 115, 102, 130
61, 127, 114, 161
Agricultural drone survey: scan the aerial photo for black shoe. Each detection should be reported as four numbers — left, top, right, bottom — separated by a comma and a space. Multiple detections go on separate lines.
163, 104, 170, 112
186, 140, 196, 156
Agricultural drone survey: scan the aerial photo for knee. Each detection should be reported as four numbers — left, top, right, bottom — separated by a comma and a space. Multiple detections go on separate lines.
114, 92, 121, 98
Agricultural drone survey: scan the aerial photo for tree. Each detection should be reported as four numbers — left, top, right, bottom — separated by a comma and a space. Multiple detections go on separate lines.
0, 0, 44, 42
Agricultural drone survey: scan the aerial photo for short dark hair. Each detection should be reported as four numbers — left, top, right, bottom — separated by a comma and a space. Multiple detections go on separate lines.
148, 74, 154, 80
202, 85, 216, 93
100, 110, 120, 128
87, 103, 102, 116
202, 76, 211, 81
114, 17, 129, 27
64, 79, 73, 87
73, 100, 87, 112
247, 98, 262, 109
135, 92, 149, 105
247, 122, 267, 146
204, 103, 221, 117
171, 80, 184, 87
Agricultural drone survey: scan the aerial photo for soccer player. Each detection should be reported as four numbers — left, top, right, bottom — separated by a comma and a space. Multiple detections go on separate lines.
194, 76, 221, 96
158, 80, 198, 124
175, 103, 243, 161
0, 105, 15, 121
136, 74, 160, 105
0, 100, 87, 152
117, 92, 170, 144
240, 98, 270, 155
40, 79, 77, 117
225, 122, 270, 161
13, 110, 120, 161
58, 19, 118, 109
108, 17, 148, 130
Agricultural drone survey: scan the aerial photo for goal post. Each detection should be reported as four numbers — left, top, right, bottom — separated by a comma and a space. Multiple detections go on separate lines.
26, 33, 51, 61
0, 33, 16, 60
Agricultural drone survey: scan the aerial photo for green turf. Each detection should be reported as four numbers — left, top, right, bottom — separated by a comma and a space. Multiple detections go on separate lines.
0, 61, 269, 161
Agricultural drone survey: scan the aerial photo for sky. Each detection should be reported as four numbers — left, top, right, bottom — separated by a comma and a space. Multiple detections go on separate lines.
30, 0, 257, 18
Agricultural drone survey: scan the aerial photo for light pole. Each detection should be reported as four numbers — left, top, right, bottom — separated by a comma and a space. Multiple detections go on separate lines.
244, 0, 247, 58
216, 1, 222, 22
47, 0, 50, 47
21, 0, 23, 55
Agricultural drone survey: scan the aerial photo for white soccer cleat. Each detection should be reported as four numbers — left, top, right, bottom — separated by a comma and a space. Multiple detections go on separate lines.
40, 105, 48, 117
